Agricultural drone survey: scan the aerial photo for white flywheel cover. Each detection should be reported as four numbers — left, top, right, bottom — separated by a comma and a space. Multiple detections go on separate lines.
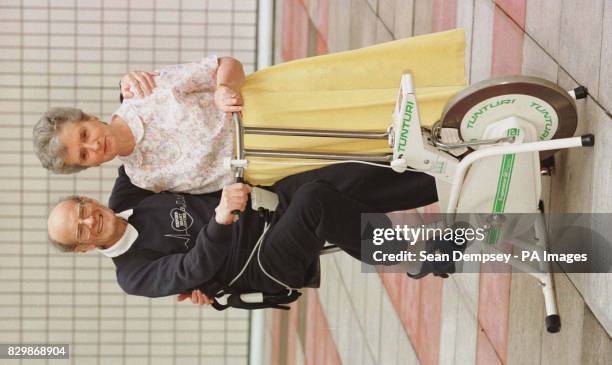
460, 94, 559, 142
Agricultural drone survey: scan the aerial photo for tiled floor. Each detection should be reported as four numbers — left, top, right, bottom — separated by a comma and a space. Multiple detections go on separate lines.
262, 0, 611, 364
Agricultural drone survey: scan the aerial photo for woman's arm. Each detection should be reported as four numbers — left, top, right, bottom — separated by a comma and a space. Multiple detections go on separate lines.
214, 57, 246, 113
118, 57, 244, 100
216, 57, 245, 91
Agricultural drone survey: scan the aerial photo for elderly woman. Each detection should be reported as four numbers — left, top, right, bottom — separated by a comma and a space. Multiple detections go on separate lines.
34, 29, 467, 193
34, 55, 245, 193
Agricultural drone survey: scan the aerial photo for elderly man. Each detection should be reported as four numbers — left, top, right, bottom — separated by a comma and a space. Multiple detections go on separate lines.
46, 163, 438, 307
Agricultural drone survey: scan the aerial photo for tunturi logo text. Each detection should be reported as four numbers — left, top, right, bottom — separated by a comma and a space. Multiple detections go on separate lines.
466, 98, 516, 129
397, 100, 414, 154
530, 102, 553, 140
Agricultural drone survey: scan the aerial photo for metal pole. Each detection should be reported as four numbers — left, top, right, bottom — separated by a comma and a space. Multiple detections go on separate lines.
245, 126, 389, 139
245, 149, 392, 162
233, 113, 245, 181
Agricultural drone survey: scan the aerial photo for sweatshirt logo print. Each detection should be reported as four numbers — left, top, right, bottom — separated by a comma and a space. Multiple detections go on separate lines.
165, 195, 193, 248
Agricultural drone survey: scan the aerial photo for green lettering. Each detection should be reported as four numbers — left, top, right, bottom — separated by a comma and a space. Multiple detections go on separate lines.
530, 102, 554, 140
397, 101, 414, 154
467, 98, 516, 129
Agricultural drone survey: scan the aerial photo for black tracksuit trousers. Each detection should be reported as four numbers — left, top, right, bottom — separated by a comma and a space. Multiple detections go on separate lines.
230, 163, 438, 294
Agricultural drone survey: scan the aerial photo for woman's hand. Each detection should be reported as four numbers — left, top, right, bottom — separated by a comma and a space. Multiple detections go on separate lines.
120, 71, 160, 99
176, 290, 214, 305
214, 85, 243, 113
215, 183, 252, 224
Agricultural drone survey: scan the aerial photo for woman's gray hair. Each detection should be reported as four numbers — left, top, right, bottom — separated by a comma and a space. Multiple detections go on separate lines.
33, 107, 88, 174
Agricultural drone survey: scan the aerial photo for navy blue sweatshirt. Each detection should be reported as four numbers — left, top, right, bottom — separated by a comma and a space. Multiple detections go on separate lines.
108, 166, 265, 298
106, 162, 431, 298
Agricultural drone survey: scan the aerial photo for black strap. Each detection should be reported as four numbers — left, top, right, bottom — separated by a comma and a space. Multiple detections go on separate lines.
212, 290, 302, 311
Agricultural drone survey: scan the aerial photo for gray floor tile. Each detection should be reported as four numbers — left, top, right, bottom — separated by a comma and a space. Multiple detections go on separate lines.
350, 0, 379, 49
307, 0, 327, 33
378, 0, 396, 33
522, 35, 559, 82
507, 273, 544, 365
364, 272, 383, 363
525, 0, 563, 60
580, 304, 612, 365
338, 253, 354, 294
588, 99, 612, 213
396, 337, 420, 365
306, 0, 320, 23
598, 0, 612, 113
346, 307, 366, 364
429, 276, 479, 364
582, 273, 612, 336
454, 293, 479, 365
273, 0, 285, 64
559, 0, 605, 99
333, 267, 354, 362
336, 288, 354, 363
439, 279, 460, 365
366, 0, 378, 14
548, 141, 594, 213
393, 0, 414, 39
378, 293, 401, 365
540, 273, 585, 365
413, 0, 433, 35
295, 339, 305, 365
451, 273, 480, 316
376, 17, 394, 42
323, 259, 342, 339
327, 0, 352, 52
457, 0, 475, 82
470, 0, 494, 83
350, 262, 368, 337
565, 272, 587, 303
549, 69, 594, 213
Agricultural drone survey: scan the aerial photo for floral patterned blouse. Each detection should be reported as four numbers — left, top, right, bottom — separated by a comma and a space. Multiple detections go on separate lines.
114, 55, 234, 194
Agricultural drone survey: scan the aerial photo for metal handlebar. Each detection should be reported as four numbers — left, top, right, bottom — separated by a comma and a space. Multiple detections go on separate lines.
233, 112, 245, 183
230, 112, 391, 217
430, 120, 516, 150
232, 113, 245, 217
229, 112, 392, 177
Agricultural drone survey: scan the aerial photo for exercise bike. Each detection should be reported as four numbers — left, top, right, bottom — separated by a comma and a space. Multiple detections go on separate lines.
215, 73, 593, 334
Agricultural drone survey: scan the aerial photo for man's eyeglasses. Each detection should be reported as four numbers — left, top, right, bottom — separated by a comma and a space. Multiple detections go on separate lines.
75, 199, 93, 244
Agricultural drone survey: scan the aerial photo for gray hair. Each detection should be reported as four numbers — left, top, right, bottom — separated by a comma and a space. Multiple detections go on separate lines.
48, 195, 84, 253
33, 107, 88, 174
